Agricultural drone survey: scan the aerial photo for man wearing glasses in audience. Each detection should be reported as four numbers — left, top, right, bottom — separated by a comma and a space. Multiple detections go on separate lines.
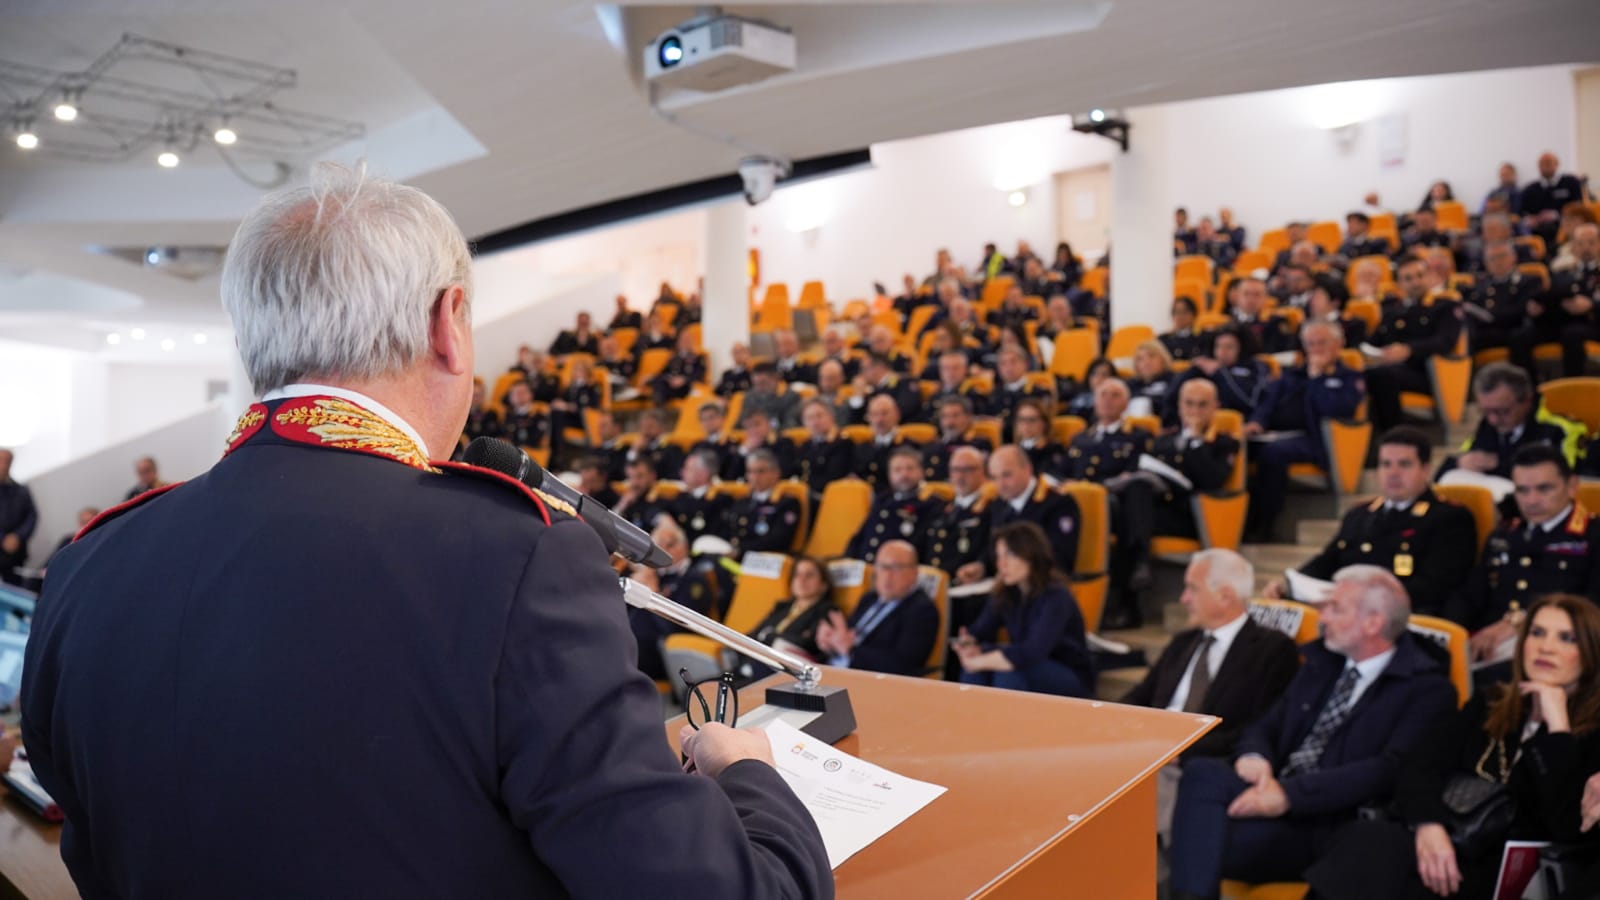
815, 540, 939, 676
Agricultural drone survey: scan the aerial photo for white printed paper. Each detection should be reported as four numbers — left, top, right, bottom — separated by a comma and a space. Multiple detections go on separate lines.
1138, 453, 1193, 491
763, 719, 948, 869
1438, 468, 1516, 503
1285, 569, 1335, 604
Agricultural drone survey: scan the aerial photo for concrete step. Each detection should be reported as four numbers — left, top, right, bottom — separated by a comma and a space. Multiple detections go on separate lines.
1096, 666, 1146, 702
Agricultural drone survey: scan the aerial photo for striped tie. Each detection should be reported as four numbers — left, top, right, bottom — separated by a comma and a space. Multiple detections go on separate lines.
1281, 667, 1362, 777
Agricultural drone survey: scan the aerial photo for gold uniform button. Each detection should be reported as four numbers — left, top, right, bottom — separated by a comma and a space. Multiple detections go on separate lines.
1400, 543, 1410, 551
1517, 580, 1528, 590
1361, 542, 1372, 552
1337, 540, 1347, 549
1560, 561, 1569, 570
1521, 557, 1532, 567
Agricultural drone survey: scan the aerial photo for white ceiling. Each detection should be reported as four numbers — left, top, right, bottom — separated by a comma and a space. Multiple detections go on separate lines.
2, 0, 1599, 348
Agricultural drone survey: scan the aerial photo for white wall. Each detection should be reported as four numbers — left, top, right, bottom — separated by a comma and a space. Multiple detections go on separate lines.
22, 403, 231, 566
1164, 65, 1581, 235
469, 267, 620, 382
749, 118, 1117, 303
106, 361, 230, 445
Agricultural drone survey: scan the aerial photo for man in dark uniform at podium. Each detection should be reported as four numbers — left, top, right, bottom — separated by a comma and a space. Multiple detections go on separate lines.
20, 164, 830, 899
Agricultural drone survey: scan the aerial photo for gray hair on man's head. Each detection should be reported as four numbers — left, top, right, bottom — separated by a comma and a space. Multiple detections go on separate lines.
221, 161, 474, 395
1192, 548, 1253, 604
1333, 564, 1411, 641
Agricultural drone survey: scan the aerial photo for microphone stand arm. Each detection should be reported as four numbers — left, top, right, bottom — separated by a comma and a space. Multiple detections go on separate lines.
620, 577, 856, 743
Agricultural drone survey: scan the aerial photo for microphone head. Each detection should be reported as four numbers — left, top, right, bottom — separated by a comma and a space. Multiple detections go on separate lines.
462, 437, 531, 481
642, 542, 675, 569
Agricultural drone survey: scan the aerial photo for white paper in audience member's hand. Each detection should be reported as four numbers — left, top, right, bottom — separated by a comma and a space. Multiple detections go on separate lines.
1284, 569, 1334, 604
1437, 468, 1516, 503
762, 719, 947, 869
1126, 396, 1153, 418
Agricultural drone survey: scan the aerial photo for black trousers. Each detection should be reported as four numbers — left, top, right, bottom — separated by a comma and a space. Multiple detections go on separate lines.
1365, 363, 1434, 434
1508, 319, 1600, 379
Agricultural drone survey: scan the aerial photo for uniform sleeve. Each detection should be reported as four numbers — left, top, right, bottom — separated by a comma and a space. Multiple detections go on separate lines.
1404, 506, 1479, 618
1052, 493, 1080, 575
495, 519, 832, 899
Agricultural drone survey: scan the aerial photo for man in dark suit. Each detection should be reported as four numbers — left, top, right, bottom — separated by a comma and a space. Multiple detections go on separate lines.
845, 352, 921, 426
548, 311, 600, 357
815, 540, 939, 676
1521, 152, 1588, 247
793, 399, 854, 496
19, 166, 829, 898
1123, 550, 1299, 843
1264, 427, 1478, 620
1363, 254, 1464, 434
607, 294, 642, 331
1168, 566, 1456, 898
0, 449, 37, 586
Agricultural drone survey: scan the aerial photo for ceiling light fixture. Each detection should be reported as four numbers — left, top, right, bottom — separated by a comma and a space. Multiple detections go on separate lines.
160, 338, 176, 351
106, 333, 122, 345
192, 333, 208, 345
157, 149, 179, 168
130, 327, 146, 340
54, 102, 78, 122
1008, 190, 1028, 208
15, 125, 38, 150
212, 125, 237, 145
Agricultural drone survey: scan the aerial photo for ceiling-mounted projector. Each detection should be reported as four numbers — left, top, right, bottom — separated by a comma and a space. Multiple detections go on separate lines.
644, 13, 795, 92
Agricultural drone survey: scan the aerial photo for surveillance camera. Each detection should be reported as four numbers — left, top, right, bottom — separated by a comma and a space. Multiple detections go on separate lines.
738, 156, 789, 206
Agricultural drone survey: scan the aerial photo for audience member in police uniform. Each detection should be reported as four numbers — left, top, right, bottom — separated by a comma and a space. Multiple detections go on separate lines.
845, 352, 920, 426
1398, 207, 1451, 257
1302, 285, 1368, 350
817, 327, 863, 382
926, 446, 995, 588
1065, 358, 1118, 419
1122, 551, 1300, 844
1338, 211, 1390, 259
689, 401, 738, 481
123, 455, 170, 502
1522, 152, 1589, 247
1175, 208, 1197, 255
607, 294, 642, 331
626, 520, 722, 681
923, 351, 987, 422
987, 347, 1053, 434
1035, 294, 1080, 343
811, 358, 853, 424
1244, 321, 1365, 539
740, 362, 802, 430
1190, 218, 1238, 269
1065, 378, 1154, 483
814, 540, 939, 677
853, 393, 921, 495
986, 445, 1080, 576
19, 166, 830, 897
649, 329, 708, 406
1173, 328, 1266, 420
727, 449, 802, 557
575, 457, 621, 509
633, 309, 676, 358
611, 456, 670, 534
548, 356, 602, 468
1436, 363, 1585, 509
793, 399, 854, 497
1363, 255, 1464, 434
1457, 445, 1600, 661
1463, 240, 1541, 361
587, 412, 629, 482
1262, 427, 1479, 619
548, 311, 600, 357
713, 342, 753, 398
666, 449, 731, 545
625, 408, 683, 480
846, 447, 941, 563
921, 395, 994, 482
1161, 296, 1205, 363
500, 379, 548, 451
723, 408, 793, 482
595, 333, 636, 387
987, 283, 1040, 333
458, 379, 502, 454
1223, 277, 1298, 357
1273, 264, 1320, 312
1167, 567, 1455, 899
771, 330, 814, 386
508, 346, 560, 403
1514, 222, 1600, 379
863, 325, 914, 375
1012, 398, 1072, 483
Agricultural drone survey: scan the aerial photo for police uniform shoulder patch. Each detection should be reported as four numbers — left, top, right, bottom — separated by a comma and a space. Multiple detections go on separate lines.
433, 460, 570, 525
75, 482, 184, 542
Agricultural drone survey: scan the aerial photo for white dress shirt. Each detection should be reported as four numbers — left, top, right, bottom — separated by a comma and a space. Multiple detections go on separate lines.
1165, 611, 1250, 712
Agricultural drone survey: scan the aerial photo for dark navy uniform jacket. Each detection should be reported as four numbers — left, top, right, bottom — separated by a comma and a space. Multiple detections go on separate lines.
20, 396, 830, 899
1249, 363, 1365, 466
1370, 296, 1463, 373
793, 435, 854, 495
846, 489, 942, 562
1297, 490, 1478, 619
1456, 502, 1600, 630
1065, 422, 1154, 483
922, 492, 993, 576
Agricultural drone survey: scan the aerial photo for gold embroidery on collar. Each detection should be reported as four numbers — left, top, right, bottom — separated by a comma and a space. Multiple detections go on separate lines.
274, 397, 435, 472
226, 408, 265, 449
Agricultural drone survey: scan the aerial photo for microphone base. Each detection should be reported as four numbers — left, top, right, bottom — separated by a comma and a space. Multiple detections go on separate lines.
765, 681, 856, 745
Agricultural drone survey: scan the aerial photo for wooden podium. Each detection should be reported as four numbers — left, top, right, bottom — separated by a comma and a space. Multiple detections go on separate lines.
668, 668, 1216, 899
1, 669, 1210, 899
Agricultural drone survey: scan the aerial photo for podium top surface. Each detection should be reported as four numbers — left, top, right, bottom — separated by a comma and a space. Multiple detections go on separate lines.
667, 668, 1215, 899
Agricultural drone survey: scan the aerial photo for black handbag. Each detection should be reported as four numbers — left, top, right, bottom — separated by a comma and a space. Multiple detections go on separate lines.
1440, 772, 1515, 858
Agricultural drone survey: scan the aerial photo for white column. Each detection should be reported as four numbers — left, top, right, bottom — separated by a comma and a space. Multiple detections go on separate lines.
700, 200, 750, 377
1109, 106, 1174, 333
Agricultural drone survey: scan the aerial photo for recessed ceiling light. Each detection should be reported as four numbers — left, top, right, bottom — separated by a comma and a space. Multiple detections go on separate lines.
157, 150, 179, 168
54, 103, 78, 122
192, 333, 208, 345
160, 338, 176, 351
130, 327, 146, 340
16, 131, 38, 150
106, 333, 122, 345
213, 126, 237, 145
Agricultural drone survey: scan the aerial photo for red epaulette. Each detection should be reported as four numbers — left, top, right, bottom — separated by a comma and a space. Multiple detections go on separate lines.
75, 482, 184, 542
432, 460, 561, 526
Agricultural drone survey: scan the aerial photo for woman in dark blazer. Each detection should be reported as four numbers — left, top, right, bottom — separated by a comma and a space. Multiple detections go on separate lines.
1308, 593, 1600, 900
951, 521, 1093, 698
739, 557, 837, 682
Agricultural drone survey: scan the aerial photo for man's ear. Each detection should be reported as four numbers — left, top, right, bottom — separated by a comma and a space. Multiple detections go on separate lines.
430, 285, 471, 376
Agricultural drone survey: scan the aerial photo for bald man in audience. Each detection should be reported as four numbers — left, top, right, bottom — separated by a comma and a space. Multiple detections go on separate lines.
814, 541, 939, 677
986, 445, 1079, 576
1123, 550, 1299, 845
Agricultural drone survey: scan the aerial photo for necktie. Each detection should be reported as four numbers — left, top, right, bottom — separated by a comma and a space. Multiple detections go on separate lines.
854, 600, 896, 639
1282, 667, 1362, 777
1182, 635, 1216, 714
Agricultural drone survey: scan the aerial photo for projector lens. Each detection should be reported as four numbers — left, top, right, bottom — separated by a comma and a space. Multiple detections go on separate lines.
658, 35, 684, 67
